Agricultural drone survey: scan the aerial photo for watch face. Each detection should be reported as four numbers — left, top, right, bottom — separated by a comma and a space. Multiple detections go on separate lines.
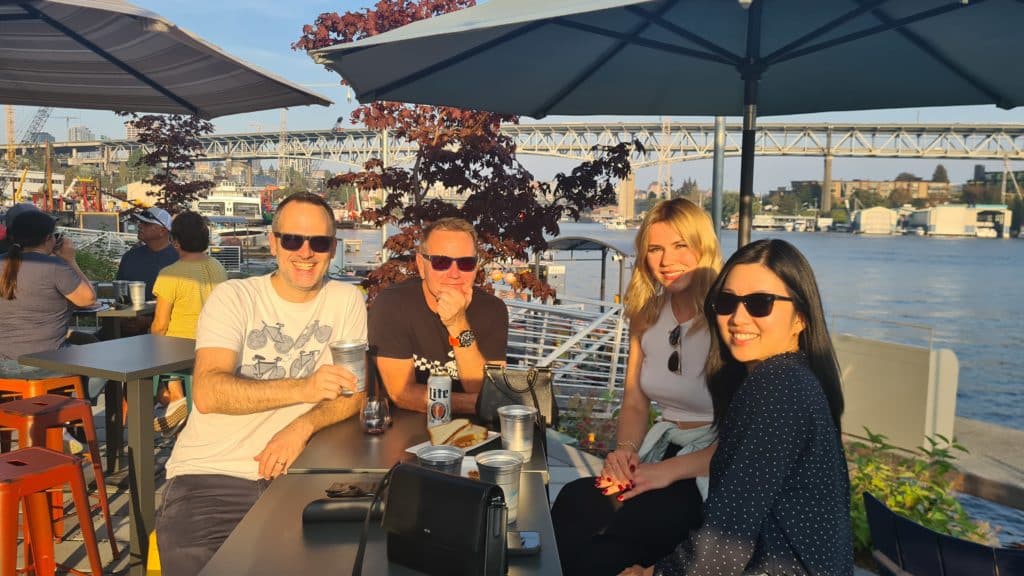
458, 330, 476, 347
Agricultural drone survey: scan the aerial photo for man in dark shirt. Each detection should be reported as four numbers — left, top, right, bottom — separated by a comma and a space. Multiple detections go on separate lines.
368, 217, 508, 414
117, 207, 178, 301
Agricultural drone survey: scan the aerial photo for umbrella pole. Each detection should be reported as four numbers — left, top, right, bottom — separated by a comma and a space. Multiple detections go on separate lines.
712, 116, 726, 239
738, 0, 763, 249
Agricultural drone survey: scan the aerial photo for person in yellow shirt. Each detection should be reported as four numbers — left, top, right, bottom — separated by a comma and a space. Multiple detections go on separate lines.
151, 210, 228, 433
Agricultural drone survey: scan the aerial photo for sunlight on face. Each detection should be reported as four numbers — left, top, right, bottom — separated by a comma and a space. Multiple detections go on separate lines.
715, 263, 805, 369
416, 229, 477, 300
645, 221, 700, 296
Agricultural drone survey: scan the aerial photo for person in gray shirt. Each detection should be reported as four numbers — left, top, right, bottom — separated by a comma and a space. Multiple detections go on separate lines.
0, 210, 96, 361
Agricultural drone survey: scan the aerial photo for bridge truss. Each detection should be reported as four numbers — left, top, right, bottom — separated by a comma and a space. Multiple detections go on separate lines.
52, 122, 1024, 171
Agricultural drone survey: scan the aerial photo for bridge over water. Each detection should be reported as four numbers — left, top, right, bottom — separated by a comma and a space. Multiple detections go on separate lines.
29, 122, 1024, 171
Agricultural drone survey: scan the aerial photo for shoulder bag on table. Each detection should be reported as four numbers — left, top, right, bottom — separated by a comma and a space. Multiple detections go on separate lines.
477, 362, 558, 429
352, 463, 507, 576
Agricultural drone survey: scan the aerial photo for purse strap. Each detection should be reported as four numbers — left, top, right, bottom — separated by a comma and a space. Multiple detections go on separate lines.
352, 464, 397, 576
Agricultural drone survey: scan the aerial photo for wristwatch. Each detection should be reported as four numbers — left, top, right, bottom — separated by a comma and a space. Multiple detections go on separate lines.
448, 329, 476, 348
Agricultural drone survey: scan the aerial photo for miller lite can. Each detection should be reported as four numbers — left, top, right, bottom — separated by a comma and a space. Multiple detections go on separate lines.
427, 371, 452, 427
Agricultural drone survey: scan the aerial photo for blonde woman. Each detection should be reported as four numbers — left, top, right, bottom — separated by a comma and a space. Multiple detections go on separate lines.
552, 198, 723, 576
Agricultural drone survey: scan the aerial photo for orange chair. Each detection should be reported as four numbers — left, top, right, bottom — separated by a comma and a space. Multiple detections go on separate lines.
0, 447, 104, 576
0, 373, 85, 452
0, 395, 118, 560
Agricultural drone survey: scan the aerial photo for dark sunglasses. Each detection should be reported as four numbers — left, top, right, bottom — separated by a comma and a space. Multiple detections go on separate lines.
420, 253, 478, 272
713, 292, 794, 318
273, 232, 333, 253
668, 324, 682, 374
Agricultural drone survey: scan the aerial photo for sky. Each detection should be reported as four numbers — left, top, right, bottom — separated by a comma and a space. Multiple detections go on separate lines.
8, 0, 1024, 195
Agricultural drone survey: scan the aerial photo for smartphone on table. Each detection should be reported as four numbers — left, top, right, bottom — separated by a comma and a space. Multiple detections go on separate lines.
506, 530, 541, 556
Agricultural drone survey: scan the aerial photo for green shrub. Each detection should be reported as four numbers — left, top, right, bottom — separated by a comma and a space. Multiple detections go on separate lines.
847, 428, 996, 566
75, 244, 119, 281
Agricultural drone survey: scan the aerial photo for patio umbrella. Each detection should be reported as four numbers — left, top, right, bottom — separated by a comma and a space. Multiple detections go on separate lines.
309, 0, 1023, 247
0, 0, 331, 118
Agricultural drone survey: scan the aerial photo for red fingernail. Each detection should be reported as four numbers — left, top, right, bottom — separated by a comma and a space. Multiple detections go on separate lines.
602, 488, 611, 495
629, 482, 635, 489
594, 479, 601, 487
630, 465, 636, 473
617, 494, 624, 502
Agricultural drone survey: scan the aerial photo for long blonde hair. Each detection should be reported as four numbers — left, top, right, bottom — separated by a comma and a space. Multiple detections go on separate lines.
623, 198, 722, 332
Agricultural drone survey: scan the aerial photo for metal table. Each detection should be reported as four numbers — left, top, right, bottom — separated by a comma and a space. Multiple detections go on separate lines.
199, 472, 561, 575
291, 408, 549, 478
97, 302, 155, 339
19, 334, 196, 576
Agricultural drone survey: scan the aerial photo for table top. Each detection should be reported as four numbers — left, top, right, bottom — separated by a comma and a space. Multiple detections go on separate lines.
291, 408, 548, 475
200, 472, 561, 576
97, 302, 155, 318
18, 334, 195, 381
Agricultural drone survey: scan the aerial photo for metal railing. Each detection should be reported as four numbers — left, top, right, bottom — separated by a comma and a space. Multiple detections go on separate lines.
505, 295, 628, 414
56, 226, 137, 256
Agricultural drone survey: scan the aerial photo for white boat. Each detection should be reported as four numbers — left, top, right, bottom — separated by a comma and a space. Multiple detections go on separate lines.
207, 215, 269, 248
602, 218, 628, 231
975, 226, 998, 239
194, 184, 264, 222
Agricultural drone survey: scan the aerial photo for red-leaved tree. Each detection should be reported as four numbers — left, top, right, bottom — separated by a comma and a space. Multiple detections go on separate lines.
295, 1, 637, 301
118, 112, 215, 214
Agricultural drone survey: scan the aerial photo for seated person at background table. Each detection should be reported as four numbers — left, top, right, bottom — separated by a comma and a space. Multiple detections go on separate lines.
0, 202, 44, 256
156, 192, 367, 576
620, 239, 852, 576
114, 206, 178, 335
369, 217, 508, 414
150, 210, 229, 435
0, 208, 97, 362
551, 198, 723, 576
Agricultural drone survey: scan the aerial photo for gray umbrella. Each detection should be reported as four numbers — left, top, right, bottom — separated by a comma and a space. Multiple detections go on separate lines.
1, 0, 331, 118
310, 0, 1022, 246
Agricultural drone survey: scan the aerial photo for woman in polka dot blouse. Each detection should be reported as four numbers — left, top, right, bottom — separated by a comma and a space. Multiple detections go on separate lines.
621, 239, 853, 576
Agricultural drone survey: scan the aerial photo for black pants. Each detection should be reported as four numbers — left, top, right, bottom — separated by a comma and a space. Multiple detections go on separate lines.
551, 449, 704, 576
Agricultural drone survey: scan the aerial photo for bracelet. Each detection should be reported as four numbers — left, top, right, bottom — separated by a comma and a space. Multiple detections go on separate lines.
617, 439, 640, 452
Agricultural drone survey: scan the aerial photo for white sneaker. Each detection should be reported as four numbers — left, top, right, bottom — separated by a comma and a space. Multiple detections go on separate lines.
154, 398, 188, 434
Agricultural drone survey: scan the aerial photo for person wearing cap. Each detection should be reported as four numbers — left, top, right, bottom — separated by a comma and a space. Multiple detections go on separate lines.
0, 202, 47, 256
0, 209, 97, 361
117, 206, 179, 301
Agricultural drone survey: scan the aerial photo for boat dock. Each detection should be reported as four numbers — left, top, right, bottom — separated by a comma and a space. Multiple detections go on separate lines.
955, 417, 1024, 511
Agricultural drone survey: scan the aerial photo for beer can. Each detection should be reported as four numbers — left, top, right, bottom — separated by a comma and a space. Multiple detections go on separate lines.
426, 371, 452, 427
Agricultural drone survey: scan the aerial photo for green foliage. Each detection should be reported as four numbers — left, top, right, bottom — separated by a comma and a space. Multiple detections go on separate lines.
931, 164, 949, 183
847, 428, 995, 565
74, 244, 119, 281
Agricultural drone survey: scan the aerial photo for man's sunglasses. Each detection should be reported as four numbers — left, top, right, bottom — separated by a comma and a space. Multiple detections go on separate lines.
668, 324, 682, 374
273, 232, 333, 253
420, 253, 478, 272
712, 292, 794, 318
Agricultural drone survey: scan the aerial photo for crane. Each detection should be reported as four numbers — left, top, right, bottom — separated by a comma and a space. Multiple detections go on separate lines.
19, 107, 53, 144
4, 105, 14, 164
51, 114, 80, 140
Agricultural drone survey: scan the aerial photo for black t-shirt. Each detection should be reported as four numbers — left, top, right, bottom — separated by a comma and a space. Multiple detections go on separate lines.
368, 278, 508, 393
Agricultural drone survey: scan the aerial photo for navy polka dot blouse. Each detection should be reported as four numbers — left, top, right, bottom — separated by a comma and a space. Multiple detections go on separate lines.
655, 351, 853, 575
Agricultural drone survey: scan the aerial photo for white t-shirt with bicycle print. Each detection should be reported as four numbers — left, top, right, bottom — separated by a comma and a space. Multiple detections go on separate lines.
166, 273, 366, 481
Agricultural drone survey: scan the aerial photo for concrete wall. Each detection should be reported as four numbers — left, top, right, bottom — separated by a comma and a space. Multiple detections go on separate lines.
835, 333, 959, 452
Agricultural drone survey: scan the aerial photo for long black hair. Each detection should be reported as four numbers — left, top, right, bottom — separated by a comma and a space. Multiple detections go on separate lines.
0, 211, 57, 300
703, 239, 844, 433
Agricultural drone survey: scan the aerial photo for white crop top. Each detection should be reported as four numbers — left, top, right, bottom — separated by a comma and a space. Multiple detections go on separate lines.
638, 298, 714, 423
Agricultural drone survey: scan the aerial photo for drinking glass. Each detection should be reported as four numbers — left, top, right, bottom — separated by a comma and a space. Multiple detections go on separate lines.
360, 396, 390, 435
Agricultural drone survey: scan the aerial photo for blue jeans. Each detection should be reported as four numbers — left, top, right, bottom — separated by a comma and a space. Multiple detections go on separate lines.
156, 474, 271, 576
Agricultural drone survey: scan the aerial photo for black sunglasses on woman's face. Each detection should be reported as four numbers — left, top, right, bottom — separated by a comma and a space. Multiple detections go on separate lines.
712, 292, 794, 318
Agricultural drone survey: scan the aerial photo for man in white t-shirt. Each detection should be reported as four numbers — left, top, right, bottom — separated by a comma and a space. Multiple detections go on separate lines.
156, 192, 366, 575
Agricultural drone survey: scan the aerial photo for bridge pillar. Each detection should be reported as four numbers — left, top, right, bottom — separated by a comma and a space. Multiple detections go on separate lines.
821, 154, 833, 216
618, 169, 636, 221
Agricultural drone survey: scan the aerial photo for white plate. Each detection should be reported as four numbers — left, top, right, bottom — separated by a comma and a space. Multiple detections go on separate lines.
404, 431, 500, 455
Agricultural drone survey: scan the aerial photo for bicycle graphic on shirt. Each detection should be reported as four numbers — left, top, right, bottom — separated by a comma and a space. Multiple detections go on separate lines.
294, 319, 332, 350
240, 355, 286, 380
289, 349, 318, 379
246, 321, 294, 354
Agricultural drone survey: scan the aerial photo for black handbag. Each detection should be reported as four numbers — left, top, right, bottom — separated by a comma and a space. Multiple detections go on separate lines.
383, 463, 507, 576
477, 363, 558, 429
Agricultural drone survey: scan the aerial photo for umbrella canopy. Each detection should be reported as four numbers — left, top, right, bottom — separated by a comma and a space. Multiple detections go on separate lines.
311, 0, 1023, 245
1, 0, 331, 118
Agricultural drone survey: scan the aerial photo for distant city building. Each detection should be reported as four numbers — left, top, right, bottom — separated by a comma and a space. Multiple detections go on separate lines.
124, 121, 140, 141
27, 132, 55, 144
68, 125, 95, 142
792, 178, 951, 205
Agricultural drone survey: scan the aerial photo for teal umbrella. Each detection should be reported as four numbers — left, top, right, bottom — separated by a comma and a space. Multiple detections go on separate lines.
311, 0, 1022, 246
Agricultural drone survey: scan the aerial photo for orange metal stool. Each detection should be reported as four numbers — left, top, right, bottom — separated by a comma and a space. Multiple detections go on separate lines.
0, 447, 104, 576
0, 373, 85, 453
0, 395, 118, 560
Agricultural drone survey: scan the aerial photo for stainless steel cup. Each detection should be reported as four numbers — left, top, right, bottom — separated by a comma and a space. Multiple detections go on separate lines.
329, 340, 367, 396
416, 445, 464, 475
475, 450, 524, 524
497, 404, 537, 459
128, 281, 146, 308
112, 280, 131, 305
